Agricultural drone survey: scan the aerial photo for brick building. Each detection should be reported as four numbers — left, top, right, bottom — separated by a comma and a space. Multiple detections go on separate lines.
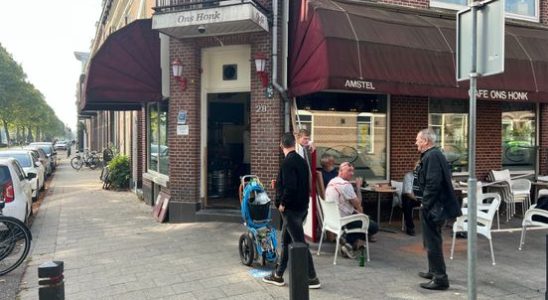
79, 0, 548, 225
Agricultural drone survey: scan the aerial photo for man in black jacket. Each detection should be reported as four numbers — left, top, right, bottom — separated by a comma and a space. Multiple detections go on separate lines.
263, 133, 321, 289
414, 128, 461, 291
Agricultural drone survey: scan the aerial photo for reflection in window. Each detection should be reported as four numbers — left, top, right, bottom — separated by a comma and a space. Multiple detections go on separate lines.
297, 93, 387, 180
148, 101, 169, 175
429, 99, 469, 173
431, 0, 538, 20
502, 103, 536, 171
506, 0, 537, 18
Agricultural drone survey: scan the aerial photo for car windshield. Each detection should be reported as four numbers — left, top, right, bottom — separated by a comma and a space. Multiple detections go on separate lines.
0, 166, 11, 186
30, 144, 52, 155
0, 153, 32, 168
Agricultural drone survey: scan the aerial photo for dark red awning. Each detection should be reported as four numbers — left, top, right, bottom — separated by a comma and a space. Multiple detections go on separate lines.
80, 19, 162, 111
289, 0, 548, 102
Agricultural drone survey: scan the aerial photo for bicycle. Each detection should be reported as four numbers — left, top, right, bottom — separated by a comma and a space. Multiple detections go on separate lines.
71, 149, 100, 170
0, 200, 32, 276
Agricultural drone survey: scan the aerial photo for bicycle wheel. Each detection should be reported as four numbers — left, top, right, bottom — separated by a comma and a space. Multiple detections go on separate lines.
70, 156, 83, 170
0, 216, 32, 276
88, 156, 100, 170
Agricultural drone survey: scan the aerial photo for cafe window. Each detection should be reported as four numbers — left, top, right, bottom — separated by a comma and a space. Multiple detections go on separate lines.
430, 0, 539, 22
429, 99, 469, 173
148, 101, 169, 175
502, 102, 536, 171
296, 93, 388, 181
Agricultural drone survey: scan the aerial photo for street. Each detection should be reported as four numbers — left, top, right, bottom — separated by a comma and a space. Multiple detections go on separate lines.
0, 156, 543, 299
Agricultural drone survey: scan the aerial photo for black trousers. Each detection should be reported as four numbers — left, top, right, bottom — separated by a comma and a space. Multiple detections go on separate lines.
275, 209, 317, 279
420, 208, 448, 281
402, 194, 421, 230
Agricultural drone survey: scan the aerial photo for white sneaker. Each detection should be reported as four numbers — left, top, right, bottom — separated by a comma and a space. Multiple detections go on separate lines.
340, 244, 356, 259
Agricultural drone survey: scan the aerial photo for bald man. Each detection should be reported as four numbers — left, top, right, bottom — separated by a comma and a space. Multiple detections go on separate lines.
325, 162, 378, 258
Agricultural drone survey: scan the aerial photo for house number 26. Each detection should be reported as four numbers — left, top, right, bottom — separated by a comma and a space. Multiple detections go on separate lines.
255, 104, 267, 113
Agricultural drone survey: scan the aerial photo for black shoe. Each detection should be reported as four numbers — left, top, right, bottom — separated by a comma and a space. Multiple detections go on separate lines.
406, 228, 415, 236
308, 277, 321, 289
263, 273, 285, 286
420, 280, 449, 290
418, 271, 433, 280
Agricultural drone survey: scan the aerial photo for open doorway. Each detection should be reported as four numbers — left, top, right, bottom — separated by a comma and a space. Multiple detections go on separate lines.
206, 92, 250, 209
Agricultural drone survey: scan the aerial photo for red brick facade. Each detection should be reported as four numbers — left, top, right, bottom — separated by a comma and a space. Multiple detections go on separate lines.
390, 95, 429, 180
540, 104, 548, 175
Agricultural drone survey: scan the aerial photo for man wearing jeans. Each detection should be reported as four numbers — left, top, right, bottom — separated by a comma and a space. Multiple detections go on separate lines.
263, 133, 321, 289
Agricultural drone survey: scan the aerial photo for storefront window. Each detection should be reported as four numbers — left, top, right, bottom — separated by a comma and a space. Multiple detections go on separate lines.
502, 103, 536, 171
431, 0, 538, 21
297, 93, 387, 181
429, 99, 469, 173
148, 101, 169, 175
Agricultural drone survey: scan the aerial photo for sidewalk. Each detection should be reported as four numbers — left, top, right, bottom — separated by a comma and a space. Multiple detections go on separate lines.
17, 158, 546, 299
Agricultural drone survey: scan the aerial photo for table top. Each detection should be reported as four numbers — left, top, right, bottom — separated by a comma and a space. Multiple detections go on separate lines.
361, 186, 397, 193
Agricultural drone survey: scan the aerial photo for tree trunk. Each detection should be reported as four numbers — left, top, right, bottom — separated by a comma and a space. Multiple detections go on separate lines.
2, 120, 10, 146
16, 127, 21, 144
27, 126, 33, 142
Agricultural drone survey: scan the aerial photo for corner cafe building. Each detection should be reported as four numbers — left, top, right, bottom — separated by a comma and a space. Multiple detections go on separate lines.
288, 0, 548, 198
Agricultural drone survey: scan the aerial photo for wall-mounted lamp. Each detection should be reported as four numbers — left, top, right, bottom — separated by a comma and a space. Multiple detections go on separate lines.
171, 58, 187, 91
254, 52, 269, 88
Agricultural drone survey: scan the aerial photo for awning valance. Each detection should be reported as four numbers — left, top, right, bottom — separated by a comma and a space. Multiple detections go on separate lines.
289, 0, 548, 102
80, 19, 162, 111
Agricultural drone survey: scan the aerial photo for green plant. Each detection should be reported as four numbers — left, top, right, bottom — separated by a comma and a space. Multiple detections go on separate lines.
107, 154, 130, 189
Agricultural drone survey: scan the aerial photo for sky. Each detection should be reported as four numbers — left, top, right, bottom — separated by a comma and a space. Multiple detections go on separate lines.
0, 0, 103, 132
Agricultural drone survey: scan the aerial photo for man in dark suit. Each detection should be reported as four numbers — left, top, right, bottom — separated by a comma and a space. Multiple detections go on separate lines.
263, 132, 320, 289
414, 128, 461, 290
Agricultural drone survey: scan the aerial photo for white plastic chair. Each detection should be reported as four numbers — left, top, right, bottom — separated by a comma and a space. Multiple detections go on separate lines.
489, 169, 531, 220
537, 189, 548, 199
450, 194, 501, 265
317, 198, 370, 265
518, 204, 548, 250
462, 193, 501, 230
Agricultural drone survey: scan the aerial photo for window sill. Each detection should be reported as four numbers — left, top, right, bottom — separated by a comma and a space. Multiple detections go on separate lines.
143, 171, 169, 187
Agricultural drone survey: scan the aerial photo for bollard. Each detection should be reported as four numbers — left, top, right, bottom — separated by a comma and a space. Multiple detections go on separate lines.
289, 242, 309, 300
38, 261, 64, 300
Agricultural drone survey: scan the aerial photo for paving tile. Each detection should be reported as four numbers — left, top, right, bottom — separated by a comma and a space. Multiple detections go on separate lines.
16, 160, 548, 300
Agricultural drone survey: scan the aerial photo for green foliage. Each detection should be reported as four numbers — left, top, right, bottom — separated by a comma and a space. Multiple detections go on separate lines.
0, 44, 64, 144
107, 155, 131, 189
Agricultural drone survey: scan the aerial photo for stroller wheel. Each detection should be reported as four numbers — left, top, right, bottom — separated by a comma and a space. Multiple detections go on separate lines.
239, 233, 255, 266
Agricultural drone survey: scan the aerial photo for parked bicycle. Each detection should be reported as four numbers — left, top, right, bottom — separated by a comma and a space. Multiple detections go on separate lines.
71, 149, 101, 170
0, 200, 32, 276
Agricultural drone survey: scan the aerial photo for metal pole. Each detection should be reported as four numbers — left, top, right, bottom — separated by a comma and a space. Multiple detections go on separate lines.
545, 234, 547, 300
467, 3, 479, 300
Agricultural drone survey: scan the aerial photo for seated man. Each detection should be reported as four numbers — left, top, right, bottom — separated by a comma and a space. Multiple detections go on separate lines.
325, 162, 378, 258
320, 153, 338, 188
402, 170, 421, 236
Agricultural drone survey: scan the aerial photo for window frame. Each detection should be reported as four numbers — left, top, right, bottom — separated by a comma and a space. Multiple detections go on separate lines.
147, 101, 169, 176
430, 0, 540, 22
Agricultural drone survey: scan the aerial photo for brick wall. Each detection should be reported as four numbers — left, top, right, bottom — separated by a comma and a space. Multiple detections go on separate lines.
541, 0, 548, 24
390, 95, 429, 180
168, 30, 281, 206
169, 38, 201, 204
540, 104, 548, 175
135, 109, 144, 187
476, 102, 502, 180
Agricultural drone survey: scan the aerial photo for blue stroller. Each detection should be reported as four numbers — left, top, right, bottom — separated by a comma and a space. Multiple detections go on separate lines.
238, 175, 278, 266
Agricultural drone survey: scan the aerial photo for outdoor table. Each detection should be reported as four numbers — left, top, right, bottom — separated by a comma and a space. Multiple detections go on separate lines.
361, 186, 397, 233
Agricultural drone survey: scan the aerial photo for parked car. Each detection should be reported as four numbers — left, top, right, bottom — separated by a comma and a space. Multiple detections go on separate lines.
0, 150, 45, 200
24, 147, 52, 177
0, 158, 34, 223
54, 140, 68, 150
29, 142, 57, 170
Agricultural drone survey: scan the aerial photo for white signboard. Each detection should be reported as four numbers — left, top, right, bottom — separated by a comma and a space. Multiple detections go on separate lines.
177, 125, 189, 136
457, 0, 505, 81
